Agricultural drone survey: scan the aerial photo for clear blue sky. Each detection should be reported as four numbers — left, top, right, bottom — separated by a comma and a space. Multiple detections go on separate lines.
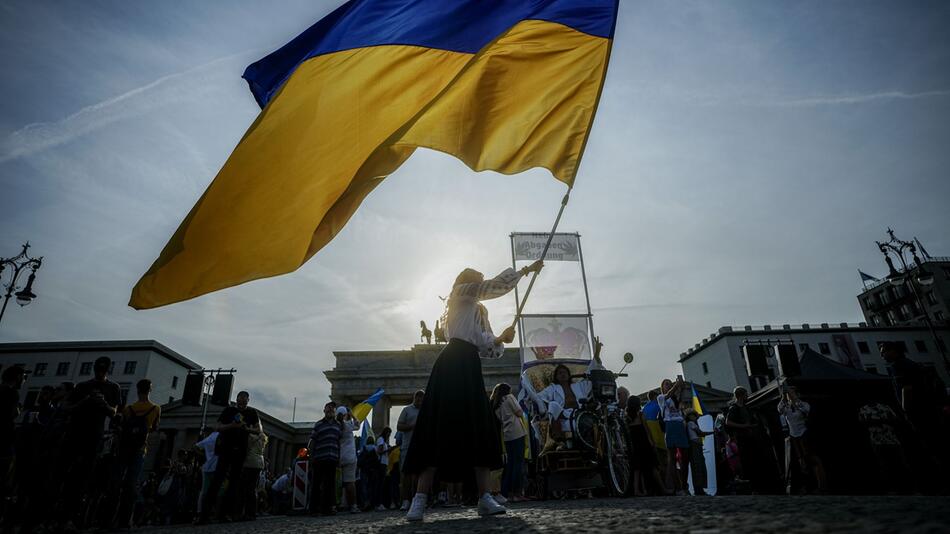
2, 1, 949, 419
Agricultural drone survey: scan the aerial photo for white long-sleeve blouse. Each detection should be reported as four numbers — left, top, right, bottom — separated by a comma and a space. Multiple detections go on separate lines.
446, 267, 523, 358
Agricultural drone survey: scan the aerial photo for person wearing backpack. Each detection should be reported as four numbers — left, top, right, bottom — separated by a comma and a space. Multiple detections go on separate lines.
99, 378, 160, 529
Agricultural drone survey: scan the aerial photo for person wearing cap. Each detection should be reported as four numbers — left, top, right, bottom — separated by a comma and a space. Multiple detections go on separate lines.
335, 404, 360, 513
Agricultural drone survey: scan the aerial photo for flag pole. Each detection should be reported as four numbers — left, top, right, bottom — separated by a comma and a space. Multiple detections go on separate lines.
510, 189, 571, 329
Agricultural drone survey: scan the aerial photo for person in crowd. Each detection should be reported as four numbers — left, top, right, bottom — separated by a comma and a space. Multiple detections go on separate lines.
196, 390, 259, 524
100, 378, 161, 528
685, 410, 710, 496
726, 386, 780, 494
530, 364, 594, 448
357, 434, 378, 510
657, 377, 689, 495
308, 401, 342, 516
397, 390, 424, 511
0, 365, 26, 528
336, 405, 360, 513
194, 430, 220, 516
15, 384, 55, 532
880, 340, 948, 488
492, 382, 526, 503
625, 396, 665, 496
270, 467, 292, 514
859, 400, 910, 493
241, 419, 267, 520
61, 356, 122, 527
404, 260, 543, 521
374, 427, 392, 510
387, 432, 402, 508
616, 387, 630, 416
777, 386, 825, 493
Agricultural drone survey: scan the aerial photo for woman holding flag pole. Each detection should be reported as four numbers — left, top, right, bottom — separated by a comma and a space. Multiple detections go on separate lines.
403, 259, 543, 521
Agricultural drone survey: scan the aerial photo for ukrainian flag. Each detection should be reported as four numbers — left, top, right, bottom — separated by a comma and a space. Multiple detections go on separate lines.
691, 382, 705, 416
130, 0, 618, 309
352, 387, 385, 422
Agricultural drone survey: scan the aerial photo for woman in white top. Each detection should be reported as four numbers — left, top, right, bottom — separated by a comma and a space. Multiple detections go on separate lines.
491, 383, 527, 501
404, 260, 542, 521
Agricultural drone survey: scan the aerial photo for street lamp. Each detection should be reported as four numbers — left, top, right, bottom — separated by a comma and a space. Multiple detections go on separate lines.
876, 228, 948, 373
0, 242, 43, 328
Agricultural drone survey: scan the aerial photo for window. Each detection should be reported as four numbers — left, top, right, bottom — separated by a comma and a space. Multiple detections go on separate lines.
865, 365, 878, 375
702, 362, 709, 375
877, 291, 888, 306
79, 362, 93, 376
926, 291, 938, 306
935, 311, 946, 322
818, 343, 830, 355
857, 341, 870, 354
120, 388, 130, 405
896, 341, 908, 353
887, 310, 898, 324
915, 340, 928, 353
109, 362, 116, 374
169, 396, 174, 404
799, 343, 810, 353
900, 304, 914, 319
56, 362, 70, 376
123, 361, 137, 375
872, 315, 882, 326
172, 376, 179, 389
34, 362, 48, 377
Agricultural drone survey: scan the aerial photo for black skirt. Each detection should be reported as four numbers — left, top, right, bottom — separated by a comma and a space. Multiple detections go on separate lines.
403, 338, 503, 481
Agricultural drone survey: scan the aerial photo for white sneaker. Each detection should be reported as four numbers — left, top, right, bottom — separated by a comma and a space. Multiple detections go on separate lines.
349, 505, 360, 514
399, 500, 410, 511
375, 505, 387, 511
477, 494, 506, 516
492, 493, 508, 505
406, 493, 427, 522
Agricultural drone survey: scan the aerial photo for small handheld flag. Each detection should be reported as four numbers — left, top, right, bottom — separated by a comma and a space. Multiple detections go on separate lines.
351, 388, 385, 422
691, 382, 705, 417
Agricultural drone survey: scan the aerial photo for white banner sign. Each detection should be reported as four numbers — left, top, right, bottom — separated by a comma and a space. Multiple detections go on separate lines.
512, 233, 580, 261
522, 315, 591, 360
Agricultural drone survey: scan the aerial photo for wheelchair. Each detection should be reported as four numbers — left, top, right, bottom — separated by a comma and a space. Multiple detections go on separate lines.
522, 360, 631, 499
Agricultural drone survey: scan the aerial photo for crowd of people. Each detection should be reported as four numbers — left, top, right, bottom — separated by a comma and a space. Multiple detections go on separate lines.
0, 357, 164, 532
2, 328, 948, 529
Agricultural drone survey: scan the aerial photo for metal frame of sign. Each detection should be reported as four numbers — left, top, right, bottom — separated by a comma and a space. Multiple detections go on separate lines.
510, 232, 596, 365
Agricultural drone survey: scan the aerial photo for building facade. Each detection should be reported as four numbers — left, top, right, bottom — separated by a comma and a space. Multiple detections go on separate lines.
0, 340, 201, 408
857, 258, 950, 328
679, 323, 950, 393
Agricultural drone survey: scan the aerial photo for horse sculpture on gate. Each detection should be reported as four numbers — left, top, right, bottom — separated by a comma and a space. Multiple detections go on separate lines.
420, 320, 433, 344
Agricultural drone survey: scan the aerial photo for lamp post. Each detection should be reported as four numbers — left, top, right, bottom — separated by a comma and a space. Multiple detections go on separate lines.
0, 242, 43, 329
876, 228, 948, 374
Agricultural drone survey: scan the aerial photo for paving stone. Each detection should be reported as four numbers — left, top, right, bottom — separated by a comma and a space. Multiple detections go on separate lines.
141, 496, 950, 534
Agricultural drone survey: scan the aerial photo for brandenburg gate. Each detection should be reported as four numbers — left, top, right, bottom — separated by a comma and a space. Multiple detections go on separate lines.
325, 344, 522, 434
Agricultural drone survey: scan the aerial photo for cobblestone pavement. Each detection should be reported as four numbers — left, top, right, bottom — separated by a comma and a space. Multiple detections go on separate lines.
143, 496, 950, 534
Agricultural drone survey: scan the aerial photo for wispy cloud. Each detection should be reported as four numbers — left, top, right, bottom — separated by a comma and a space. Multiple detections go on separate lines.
771, 90, 950, 107
0, 50, 260, 164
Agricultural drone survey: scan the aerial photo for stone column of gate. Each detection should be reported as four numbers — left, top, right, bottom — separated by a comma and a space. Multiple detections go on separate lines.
371, 394, 393, 437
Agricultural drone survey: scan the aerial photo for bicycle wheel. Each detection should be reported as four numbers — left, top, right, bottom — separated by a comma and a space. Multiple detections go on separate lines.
572, 410, 599, 450
605, 418, 631, 496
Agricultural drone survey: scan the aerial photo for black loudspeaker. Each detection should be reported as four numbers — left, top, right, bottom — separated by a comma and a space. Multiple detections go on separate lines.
775, 344, 801, 377
211, 374, 234, 406
743, 345, 770, 377
182, 372, 204, 406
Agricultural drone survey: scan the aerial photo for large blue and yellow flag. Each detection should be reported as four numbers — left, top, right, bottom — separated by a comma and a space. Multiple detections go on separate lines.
130, 0, 618, 309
